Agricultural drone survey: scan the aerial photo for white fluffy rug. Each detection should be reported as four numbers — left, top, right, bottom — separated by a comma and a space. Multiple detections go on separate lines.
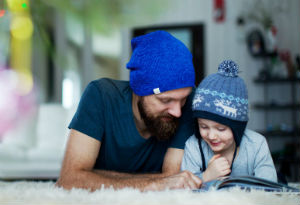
0, 181, 299, 205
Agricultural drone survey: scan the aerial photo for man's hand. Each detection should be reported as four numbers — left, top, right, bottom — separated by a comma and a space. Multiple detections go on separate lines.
144, 170, 202, 191
202, 154, 231, 182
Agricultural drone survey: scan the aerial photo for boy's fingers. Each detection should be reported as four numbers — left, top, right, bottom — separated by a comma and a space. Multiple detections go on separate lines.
209, 154, 221, 162
223, 168, 231, 175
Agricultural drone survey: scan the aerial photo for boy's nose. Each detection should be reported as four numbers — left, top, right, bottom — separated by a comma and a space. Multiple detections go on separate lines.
208, 131, 217, 140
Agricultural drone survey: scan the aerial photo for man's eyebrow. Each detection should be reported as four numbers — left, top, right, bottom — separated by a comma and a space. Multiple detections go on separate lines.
156, 95, 171, 99
156, 95, 188, 101
156, 96, 172, 101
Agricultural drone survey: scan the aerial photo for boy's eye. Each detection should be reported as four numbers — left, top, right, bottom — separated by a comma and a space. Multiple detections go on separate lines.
199, 125, 207, 129
217, 127, 226, 131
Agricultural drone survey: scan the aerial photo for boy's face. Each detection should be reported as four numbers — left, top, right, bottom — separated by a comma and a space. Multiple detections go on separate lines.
197, 118, 235, 154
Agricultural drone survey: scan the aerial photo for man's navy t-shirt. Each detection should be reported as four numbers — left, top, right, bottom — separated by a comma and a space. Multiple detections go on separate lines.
69, 78, 194, 173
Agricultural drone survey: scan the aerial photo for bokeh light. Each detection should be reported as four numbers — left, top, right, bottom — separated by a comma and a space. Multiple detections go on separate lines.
7, 0, 29, 12
0, 68, 37, 139
22, 3, 27, 9
8, 0, 34, 96
10, 15, 33, 40
17, 72, 34, 95
0, 10, 5, 18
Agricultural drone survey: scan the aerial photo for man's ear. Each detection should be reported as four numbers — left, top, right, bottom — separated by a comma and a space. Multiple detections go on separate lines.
132, 92, 139, 104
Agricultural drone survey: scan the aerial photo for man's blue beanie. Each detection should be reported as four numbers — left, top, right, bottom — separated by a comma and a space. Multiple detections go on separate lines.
126, 30, 195, 96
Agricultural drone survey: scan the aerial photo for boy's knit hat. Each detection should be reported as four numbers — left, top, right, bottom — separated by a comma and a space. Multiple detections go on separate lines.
193, 60, 248, 146
126, 30, 195, 96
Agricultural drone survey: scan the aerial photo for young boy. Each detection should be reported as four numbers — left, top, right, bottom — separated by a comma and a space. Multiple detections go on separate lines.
181, 60, 278, 183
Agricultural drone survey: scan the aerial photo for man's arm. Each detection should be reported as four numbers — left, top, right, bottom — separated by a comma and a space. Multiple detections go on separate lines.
162, 147, 184, 174
56, 129, 201, 191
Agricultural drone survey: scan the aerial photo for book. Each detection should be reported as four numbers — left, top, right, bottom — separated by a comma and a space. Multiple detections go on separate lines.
194, 176, 300, 192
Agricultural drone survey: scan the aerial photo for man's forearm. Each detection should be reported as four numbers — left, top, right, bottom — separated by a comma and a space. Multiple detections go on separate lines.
94, 169, 171, 179
56, 169, 201, 191
56, 169, 167, 191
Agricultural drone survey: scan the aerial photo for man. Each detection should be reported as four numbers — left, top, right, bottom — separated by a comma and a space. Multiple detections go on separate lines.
56, 30, 202, 191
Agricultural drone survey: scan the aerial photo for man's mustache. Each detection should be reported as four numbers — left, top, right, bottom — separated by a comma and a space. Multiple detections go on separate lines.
158, 114, 179, 122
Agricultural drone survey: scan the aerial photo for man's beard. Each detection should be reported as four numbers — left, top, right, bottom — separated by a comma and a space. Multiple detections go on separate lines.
137, 97, 179, 141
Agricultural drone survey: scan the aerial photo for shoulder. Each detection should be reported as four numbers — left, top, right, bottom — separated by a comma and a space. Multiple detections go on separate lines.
185, 134, 199, 148
87, 78, 130, 99
91, 78, 129, 92
241, 129, 267, 147
185, 134, 212, 152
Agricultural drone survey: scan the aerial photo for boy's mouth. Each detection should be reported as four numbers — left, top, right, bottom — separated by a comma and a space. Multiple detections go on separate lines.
210, 141, 221, 147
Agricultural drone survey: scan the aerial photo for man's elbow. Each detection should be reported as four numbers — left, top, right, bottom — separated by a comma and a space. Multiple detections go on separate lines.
55, 175, 74, 190
55, 168, 82, 190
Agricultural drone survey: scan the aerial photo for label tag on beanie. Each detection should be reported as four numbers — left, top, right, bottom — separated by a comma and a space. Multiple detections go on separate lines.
153, 88, 161, 94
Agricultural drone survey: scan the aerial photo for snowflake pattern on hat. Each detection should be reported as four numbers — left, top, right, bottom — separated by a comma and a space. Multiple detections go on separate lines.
192, 60, 248, 122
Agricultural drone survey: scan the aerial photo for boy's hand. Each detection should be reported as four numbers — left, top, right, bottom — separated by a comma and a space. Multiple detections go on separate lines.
202, 154, 231, 182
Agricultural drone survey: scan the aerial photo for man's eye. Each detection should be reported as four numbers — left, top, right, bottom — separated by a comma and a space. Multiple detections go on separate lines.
217, 127, 226, 131
161, 99, 171, 104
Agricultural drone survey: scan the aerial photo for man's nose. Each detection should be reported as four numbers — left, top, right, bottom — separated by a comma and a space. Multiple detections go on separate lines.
168, 102, 182, 118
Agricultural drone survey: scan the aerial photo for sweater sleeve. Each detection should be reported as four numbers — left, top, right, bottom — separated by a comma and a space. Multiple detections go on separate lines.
181, 135, 203, 179
253, 136, 278, 182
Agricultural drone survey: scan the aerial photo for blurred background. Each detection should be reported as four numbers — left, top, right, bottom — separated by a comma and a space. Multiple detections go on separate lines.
0, 0, 299, 182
